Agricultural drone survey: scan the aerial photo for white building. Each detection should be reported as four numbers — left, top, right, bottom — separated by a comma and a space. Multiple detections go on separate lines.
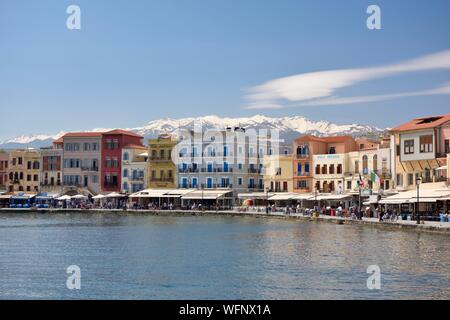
121, 146, 147, 194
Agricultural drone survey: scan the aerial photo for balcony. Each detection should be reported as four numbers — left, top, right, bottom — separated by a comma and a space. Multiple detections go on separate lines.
150, 156, 171, 161
295, 172, 310, 177
81, 167, 99, 172
296, 154, 310, 159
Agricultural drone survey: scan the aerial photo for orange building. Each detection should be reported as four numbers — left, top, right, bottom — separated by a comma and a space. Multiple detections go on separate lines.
293, 135, 358, 193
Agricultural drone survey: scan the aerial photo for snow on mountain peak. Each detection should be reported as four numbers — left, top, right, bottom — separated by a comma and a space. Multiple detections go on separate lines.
0, 115, 384, 149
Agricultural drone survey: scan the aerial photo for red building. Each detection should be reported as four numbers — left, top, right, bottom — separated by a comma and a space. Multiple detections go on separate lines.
101, 130, 144, 192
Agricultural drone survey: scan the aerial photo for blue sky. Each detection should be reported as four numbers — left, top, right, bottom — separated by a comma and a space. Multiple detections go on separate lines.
1, 0, 450, 140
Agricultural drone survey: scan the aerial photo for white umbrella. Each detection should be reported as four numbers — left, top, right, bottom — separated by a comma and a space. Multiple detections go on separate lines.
92, 194, 106, 200
106, 192, 124, 198
57, 195, 71, 201
71, 194, 88, 200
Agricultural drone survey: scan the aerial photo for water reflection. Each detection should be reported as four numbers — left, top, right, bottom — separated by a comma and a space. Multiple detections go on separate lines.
0, 213, 448, 299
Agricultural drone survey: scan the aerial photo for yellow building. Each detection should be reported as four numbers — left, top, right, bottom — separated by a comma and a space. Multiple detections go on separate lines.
7, 149, 41, 193
263, 154, 293, 192
147, 134, 177, 189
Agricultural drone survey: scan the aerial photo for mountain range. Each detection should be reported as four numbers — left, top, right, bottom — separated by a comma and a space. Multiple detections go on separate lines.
0, 115, 385, 149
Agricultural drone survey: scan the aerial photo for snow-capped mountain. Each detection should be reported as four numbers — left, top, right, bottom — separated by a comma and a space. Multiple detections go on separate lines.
0, 115, 385, 149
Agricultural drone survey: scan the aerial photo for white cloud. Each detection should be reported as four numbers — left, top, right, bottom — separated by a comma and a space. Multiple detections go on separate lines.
245, 49, 450, 109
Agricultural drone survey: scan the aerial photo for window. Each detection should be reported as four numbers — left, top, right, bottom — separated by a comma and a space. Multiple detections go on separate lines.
27, 175, 32, 181
297, 180, 308, 189
373, 155, 378, 172
123, 152, 129, 161
362, 155, 368, 175
84, 143, 90, 151
321, 165, 327, 175
113, 139, 119, 149
305, 162, 310, 173
396, 174, 403, 187
238, 177, 243, 185
408, 173, 414, 186
123, 169, 128, 178
34, 175, 38, 181
315, 165, 320, 175
445, 140, 450, 154
329, 164, 335, 174
106, 140, 112, 150
92, 143, 98, 151
329, 147, 336, 154
404, 139, 414, 154
18, 157, 22, 165
73, 143, 80, 151
419, 135, 433, 153
355, 160, 359, 174
347, 181, 352, 190
337, 164, 342, 174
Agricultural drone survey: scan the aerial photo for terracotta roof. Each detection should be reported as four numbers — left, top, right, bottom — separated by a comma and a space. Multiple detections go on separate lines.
104, 129, 143, 138
62, 132, 103, 138
53, 137, 64, 144
390, 114, 450, 132
294, 135, 355, 143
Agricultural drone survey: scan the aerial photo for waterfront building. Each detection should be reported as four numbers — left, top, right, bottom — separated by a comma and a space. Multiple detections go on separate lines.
176, 127, 275, 197
390, 114, 450, 190
40, 139, 63, 194
0, 151, 9, 192
61, 132, 103, 195
7, 149, 41, 193
263, 154, 293, 192
293, 135, 358, 193
345, 140, 393, 194
148, 134, 177, 189
101, 130, 145, 193
121, 145, 148, 194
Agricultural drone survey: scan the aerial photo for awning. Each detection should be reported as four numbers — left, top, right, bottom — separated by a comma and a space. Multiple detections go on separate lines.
379, 199, 407, 204
315, 194, 352, 201
129, 189, 172, 198
92, 194, 106, 200
408, 198, 439, 203
436, 166, 447, 170
238, 192, 275, 199
11, 194, 36, 200
0, 195, 12, 200
57, 195, 71, 201
269, 193, 298, 201
293, 194, 315, 200
182, 190, 233, 200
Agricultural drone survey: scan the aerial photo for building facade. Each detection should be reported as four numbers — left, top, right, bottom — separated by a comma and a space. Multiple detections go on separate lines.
40, 139, 63, 194
293, 135, 358, 193
62, 132, 102, 194
148, 134, 177, 189
101, 130, 144, 193
121, 145, 148, 194
7, 149, 41, 193
345, 147, 392, 194
176, 127, 273, 196
0, 151, 9, 192
263, 154, 293, 192
390, 114, 450, 190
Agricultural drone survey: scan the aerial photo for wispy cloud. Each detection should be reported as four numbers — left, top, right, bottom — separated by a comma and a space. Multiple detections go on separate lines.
245, 49, 450, 109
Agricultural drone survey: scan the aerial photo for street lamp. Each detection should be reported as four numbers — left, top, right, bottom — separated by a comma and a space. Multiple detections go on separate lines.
416, 176, 422, 225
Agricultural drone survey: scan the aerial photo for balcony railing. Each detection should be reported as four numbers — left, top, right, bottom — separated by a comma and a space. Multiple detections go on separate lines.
296, 154, 310, 159
81, 167, 99, 172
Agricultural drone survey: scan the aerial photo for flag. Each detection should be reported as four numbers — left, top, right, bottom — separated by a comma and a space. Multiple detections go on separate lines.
358, 174, 365, 187
370, 171, 381, 185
